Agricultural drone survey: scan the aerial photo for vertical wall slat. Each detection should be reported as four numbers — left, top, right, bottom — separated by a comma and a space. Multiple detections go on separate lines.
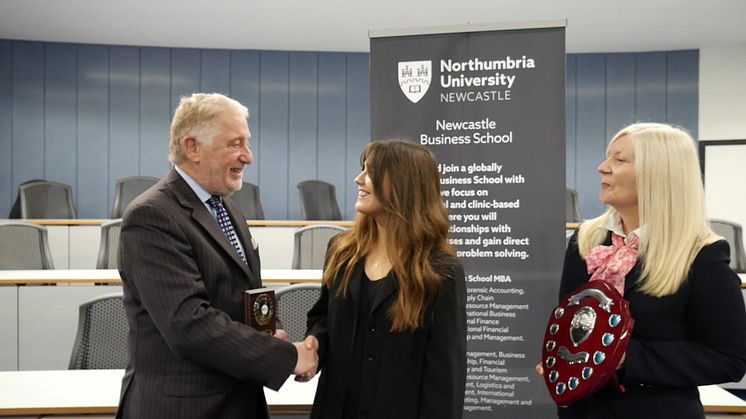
229, 51, 261, 185
635, 52, 667, 122
76, 45, 109, 218
574, 54, 607, 218
344, 53, 370, 219
139, 48, 171, 178
0, 41, 13, 214
200, 50, 230, 95
109, 46, 141, 215
258, 52, 289, 219
171, 49, 201, 116
565, 55, 577, 189
317, 53, 348, 212
666, 50, 699, 138
605, 53, 636, 141
287, 52, 318, 220
11, 42, 45, 193
45, 44, 78, 192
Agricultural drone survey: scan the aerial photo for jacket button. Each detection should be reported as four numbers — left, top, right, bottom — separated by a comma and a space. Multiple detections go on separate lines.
367, 354, 375, 361
369, 326, 376, 333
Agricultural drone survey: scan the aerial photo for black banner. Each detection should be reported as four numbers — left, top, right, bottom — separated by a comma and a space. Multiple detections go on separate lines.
370, 22, 566, 417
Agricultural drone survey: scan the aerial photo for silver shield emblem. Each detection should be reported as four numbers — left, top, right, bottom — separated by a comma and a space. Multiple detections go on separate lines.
398, 61, 431, 103
570, 306, 597, 347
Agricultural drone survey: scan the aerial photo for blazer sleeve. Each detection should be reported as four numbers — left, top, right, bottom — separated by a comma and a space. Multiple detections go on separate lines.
623, 240, 746, 387
120, 202, 296, 389
419, 261, 467, 419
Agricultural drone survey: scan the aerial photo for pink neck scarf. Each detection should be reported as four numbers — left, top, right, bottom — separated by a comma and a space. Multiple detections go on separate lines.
585, 233, 639, 296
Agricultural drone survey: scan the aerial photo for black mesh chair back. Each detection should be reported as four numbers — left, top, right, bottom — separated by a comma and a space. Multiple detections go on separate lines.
710, 219, 746, 273
20, 180, 77, 219
297, 180, 342, 221
69, 292, 129, 369
0, 222, 55, 269
275, 283, 322, 342
96, 220, 122, 269
232, 182, 265, 220
566, 188, 582, 223
292, 224, 349, 269
111, 176, 159, 218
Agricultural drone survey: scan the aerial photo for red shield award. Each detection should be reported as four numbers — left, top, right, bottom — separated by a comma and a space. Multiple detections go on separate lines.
541, 280, 634, 406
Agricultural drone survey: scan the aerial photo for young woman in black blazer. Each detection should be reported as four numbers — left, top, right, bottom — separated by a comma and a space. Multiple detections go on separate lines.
300, 139, 467, 419
556, 123, 746, 418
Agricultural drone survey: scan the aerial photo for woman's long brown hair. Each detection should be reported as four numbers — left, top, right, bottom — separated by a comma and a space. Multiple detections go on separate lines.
322, 139, 456, 332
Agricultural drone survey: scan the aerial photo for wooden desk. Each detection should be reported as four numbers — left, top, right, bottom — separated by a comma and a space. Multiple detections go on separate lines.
0, 370, 742, 416
0, 269, 322, 285
0, 369, 318, 416
21, 219, 354, 228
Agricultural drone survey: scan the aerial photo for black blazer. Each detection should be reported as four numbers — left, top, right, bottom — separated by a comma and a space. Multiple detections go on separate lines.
116, 169, 297, 419
306, 256, 467, 419
558, 231, 746, 419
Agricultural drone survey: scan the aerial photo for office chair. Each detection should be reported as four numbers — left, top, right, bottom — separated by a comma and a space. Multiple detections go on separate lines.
292, 224, 349, 269
566, 188, 582, 223
111, 176, 159, 218
297, 180, 342, 221
0, 221, 55, 269
710, 219, 746, 273
96, 219, 122, 269
7, 179, 45, 218
231, 182, 265, 220
19, 180, 77, 219
275, 283, 322, 342
69, 292, 129, 369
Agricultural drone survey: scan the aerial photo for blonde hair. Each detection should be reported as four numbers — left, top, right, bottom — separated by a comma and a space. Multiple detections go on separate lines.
323, 139, 456, 332
578, 123, 720, 297
169, 93, 248, 164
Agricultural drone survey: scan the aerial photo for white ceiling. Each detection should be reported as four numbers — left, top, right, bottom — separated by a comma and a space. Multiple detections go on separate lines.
1, 0, 745, 53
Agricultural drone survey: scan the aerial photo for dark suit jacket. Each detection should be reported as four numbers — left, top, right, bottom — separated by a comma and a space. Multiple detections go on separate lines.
116, 169, 297, 419
306, 256, 467, 419
558, 231, 746, 419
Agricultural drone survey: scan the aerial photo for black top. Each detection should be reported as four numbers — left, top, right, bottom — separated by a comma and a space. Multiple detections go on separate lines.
558, 231, 746, 419
343, 271, 387, 418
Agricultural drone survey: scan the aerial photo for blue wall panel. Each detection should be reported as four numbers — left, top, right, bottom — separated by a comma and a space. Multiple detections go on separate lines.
574, 54, 607, 219
666, 50, 698, 137
0, 41, 11, 215
109, 46, 141, 215
76, 45, 109, 218
636, 52, 667, 122
139, 48, 171, 179
171, 49, 201, 116
11, 42, 45, 192
258, 52, 289, 219
317, 53, 348, 214
565, 55, 576, 187
44, 43, 78, 191
344, 54, 370, 219
229, 51, 260, 185
201, 49, 230, 95
287, 53, 318, 220
0, 40, 698, 221
605, 54, 636, 140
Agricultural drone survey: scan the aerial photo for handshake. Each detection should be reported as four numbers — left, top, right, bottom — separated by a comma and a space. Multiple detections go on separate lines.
293, 335, 319, 382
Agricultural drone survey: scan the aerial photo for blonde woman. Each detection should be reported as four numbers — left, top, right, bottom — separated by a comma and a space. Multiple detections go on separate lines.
559, 123, 746, 418
302, 139, 467, 419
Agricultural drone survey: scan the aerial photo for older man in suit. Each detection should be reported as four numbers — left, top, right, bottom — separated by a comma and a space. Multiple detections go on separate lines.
116, 93, 317, 419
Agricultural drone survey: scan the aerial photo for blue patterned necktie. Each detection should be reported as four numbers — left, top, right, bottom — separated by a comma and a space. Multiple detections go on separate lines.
206, 196, 247, 264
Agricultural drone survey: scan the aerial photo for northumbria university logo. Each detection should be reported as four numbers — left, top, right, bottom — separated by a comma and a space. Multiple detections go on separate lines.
398, 61, 432, 103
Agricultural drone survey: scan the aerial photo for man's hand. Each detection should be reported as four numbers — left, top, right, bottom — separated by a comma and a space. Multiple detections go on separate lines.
273, 329, 289, 341
293, 335, 319, 382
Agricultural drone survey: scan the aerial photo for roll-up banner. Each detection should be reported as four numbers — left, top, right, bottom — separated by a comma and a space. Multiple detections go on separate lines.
370, 21, 566, 418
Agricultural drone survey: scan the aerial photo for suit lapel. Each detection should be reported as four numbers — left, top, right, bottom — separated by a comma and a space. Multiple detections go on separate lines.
168, 170, 257, 285
370, 273, 397, 315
